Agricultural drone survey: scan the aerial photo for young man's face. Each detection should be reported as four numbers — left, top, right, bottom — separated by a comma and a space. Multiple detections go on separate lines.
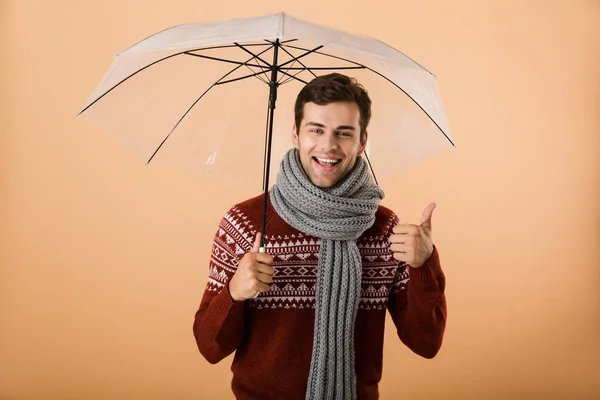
292, 101, 368, 188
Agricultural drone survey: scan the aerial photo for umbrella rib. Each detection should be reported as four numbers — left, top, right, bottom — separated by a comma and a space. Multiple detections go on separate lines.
185, 52, 267, 69
265, 38, 298, 45
363, 152, 379, 185
77, 42, 271, 116
278, 45, 324, 68
278, 63, 303, 85
283, 40, 436, 76
276, 57, 302, 85
280, 44, 454, 145
364, 66, 456, 147
146, 84, 217, 165
277, 45, 317, 79
234, 42, 272, 67
190, 42, 272, 51
284, 66, 365, 71
215, 70, 273, 85
146, 46, 275, 165
262, 37, 301, 84
282, 44, 365, 68
259, 43, 324, 85
277, 69, 308, 85
241, 51, 270, 84
279, 76, 297, 85
245, 63, 269, 84
277, 56, 299, 84
234, 42, 273, 83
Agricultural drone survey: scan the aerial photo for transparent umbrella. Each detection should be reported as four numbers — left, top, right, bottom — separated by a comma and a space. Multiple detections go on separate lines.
77, 12, 457, 246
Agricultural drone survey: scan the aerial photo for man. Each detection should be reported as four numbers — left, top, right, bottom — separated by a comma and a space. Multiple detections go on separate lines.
193, 73, 447, 400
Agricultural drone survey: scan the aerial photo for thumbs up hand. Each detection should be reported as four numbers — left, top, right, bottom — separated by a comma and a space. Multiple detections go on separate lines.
389, 203, 436, 268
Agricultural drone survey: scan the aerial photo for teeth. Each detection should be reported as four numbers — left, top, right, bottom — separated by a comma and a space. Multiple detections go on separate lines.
316, 157, 339, 164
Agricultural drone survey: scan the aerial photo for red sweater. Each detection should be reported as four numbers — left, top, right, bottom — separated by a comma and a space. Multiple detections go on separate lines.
193, 194, 447, 399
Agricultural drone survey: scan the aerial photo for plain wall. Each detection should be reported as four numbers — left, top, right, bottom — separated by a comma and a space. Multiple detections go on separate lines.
1, 1, 599, 399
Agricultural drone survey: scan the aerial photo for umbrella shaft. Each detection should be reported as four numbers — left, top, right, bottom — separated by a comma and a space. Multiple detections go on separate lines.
261, 39, 280, 248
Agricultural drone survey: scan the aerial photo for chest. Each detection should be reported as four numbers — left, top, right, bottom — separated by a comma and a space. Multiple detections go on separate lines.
252, 233, 403, 310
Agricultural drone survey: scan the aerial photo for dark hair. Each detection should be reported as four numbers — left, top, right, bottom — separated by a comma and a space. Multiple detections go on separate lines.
294, 73, 372, 139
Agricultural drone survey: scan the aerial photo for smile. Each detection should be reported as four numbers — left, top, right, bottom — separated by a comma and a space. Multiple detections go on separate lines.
313, 157, 341, 165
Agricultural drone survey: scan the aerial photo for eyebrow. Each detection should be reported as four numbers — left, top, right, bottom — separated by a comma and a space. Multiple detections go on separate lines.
305, 122, 356, 130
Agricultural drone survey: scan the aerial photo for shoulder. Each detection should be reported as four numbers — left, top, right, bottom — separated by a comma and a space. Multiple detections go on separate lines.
215, 193, 265, 248
229, 192, 265, 222
218, 192, 265, 223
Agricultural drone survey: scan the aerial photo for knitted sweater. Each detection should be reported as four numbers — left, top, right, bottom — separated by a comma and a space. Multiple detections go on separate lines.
193, 193, 447, 400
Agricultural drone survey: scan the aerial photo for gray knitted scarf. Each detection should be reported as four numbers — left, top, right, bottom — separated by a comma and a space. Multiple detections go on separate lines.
270, 148, 384, 400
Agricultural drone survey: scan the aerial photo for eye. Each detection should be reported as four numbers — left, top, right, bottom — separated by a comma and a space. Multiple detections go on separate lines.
310, 128, 323, 134
338, 131, 351, 137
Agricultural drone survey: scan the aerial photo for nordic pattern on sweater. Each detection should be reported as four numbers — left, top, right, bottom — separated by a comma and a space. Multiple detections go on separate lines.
206, 204, 410, 311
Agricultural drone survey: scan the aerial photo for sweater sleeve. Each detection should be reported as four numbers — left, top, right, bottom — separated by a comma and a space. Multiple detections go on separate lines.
192, 212, 249, 364
387, 243, 447, 359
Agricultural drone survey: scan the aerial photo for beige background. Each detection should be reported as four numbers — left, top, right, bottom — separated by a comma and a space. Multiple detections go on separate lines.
1, 1, 599, 399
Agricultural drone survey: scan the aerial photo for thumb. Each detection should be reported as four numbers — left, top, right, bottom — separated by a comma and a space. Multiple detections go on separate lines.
252, 232, 262, 253
420, 203, 436, 228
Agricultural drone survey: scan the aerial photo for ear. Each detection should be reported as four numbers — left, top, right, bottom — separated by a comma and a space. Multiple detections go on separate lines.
292, 124, 299, 148
358, 130, 368, 155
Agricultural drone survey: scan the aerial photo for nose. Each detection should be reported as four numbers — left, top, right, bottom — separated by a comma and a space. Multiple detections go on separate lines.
320, 131, 339, 151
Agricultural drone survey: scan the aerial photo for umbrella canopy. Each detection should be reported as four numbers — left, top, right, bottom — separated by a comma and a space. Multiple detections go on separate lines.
78, 12, 456, 191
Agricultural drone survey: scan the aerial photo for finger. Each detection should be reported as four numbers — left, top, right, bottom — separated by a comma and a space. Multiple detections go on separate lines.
420, 203, 436, 228
252, 232, 261, 253
392, 224, 408, 235
392, 252, 410, 263
256, 263, 275, 277
256, 262, 275, 275
392, 235, 417, 247
392, 224, 418, 235
255, 253, 274, 265
256, 272, 273, 285
389, 233, 408, 244
390, 242, 409, 251
255, 281, 271, 294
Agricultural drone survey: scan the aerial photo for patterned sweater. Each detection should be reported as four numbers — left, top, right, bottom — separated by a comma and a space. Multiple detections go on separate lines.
193, 193, 447, 400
